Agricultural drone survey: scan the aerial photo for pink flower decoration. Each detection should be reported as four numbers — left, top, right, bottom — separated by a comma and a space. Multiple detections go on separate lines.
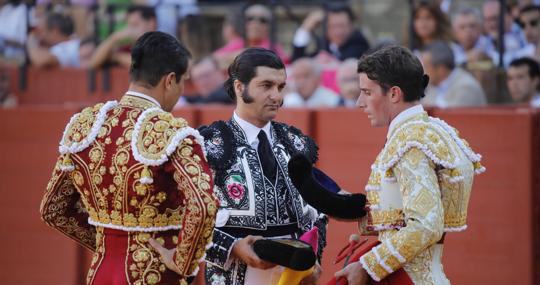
227, 183, 245, 200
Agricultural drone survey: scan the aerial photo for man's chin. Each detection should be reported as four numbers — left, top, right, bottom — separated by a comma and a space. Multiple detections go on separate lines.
265, 111, 278, 122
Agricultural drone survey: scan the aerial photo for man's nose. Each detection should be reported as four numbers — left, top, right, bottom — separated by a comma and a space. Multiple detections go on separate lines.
356, 95, 365, 108
269, 88, 281, 100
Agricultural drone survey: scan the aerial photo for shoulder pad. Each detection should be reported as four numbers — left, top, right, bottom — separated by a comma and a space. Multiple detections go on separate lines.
59, 101, 118, 154
273, 122, 319, 163
198, 120, 235, 172
132, 108, 204, 166
379, 120, 459, 172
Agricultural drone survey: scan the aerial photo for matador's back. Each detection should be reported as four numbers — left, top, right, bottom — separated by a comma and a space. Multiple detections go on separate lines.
40, 93, 218, 284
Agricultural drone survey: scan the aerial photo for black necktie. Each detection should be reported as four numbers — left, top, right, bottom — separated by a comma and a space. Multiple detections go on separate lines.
257, 130, 277, 183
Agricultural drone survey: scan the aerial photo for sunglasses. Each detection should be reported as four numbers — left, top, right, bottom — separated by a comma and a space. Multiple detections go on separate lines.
246, 16, 269, 24
518, 19, 539, 29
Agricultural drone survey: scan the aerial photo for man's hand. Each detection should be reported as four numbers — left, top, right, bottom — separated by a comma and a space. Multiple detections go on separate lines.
148, 238, 181, 275
302, 10, 325, 31
334, 262, 369, 285
111, 27, 141, 44
231, 235, 276, 269
299, 262, 322, 285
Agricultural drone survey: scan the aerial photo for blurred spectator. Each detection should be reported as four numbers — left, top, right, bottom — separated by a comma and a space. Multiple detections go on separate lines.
506, 57, 540, 107
283, 57, 340, 107
517, 5, 540, 62
408, 0, 452, 52
89, 5, 156, 69
451, 7, 496, 66
0, 68, 16, 107
27, 12, 81, 68
0, 0, 31, 63
213, 4, 289, 67
78, 36, 96, 68
335, 58, 360, 107
147, 0, 199, 36
35, 0, 95, 38
291, 3, 369, 62
184, 56, 231, 104
221, 10, 243, 48
483, 0, 529, 66
70, 0, 96, 38
420, 41, 487, 108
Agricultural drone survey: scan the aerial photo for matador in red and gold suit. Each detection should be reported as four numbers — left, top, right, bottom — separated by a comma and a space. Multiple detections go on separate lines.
40, 91, 218, 285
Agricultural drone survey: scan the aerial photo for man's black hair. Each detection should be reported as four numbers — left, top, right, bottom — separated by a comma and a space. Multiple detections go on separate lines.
421, 40, 455, 70
130, 31, 191, 87
325, 2, 355, 22
519, 4, 540, 16
127, 5, 156, 21
46, 13, 74, 37
509, 57, 540, 78
357, 45, 428, 102
224, 47, 285, 102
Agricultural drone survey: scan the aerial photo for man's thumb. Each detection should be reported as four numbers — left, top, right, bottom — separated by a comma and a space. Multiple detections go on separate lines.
148, 238, 164, 254
334, 268, 345, 278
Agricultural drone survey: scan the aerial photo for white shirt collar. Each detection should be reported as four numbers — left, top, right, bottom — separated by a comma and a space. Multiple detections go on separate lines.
387, 104, 425, 139
125, 90, 162, 108
233, 111, 272, 145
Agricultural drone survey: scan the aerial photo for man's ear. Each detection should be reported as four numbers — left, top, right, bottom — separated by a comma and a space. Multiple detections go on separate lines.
389, 86, 403, 103
532, 77, 539, 90
234, 79, 244, 96
164, 72, 177, 90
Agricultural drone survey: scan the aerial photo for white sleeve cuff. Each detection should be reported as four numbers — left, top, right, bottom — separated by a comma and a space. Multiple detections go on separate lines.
293, 27, 311, 47
223, 238, 240, 270
359, 255, 382, 282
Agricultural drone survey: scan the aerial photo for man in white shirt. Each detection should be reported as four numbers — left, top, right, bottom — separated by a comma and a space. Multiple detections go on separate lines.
483, 0, 529, 66
507, 57, 540, 107
0, 0, 30, 63
199, 48, 326, 285
27, 12, 81, 68
336, 58, 361, 107
284, 57, 340, 108
451, 6, 496, 66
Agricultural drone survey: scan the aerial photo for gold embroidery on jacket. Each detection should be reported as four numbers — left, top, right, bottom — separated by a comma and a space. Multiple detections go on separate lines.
40, 157, 96, 250
87, 227, 106, 284
170, 141, 217, 276
127, 232, 163, 285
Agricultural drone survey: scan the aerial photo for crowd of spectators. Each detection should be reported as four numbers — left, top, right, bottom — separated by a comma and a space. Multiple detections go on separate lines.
2, 0, 540, 109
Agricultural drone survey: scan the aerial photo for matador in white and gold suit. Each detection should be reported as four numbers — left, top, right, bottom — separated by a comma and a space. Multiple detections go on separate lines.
358, 104, 484, 284
290, 45, 486, 285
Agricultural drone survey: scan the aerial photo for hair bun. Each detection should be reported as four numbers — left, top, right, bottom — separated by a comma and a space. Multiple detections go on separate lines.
131, 48, 143, 68
421, 74, 430, 88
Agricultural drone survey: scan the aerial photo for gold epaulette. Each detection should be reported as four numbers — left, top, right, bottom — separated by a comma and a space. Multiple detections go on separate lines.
379, 116, 484, 176
379, 120, 458, 173
131, 108, 206, 182
58, 100, 118, 171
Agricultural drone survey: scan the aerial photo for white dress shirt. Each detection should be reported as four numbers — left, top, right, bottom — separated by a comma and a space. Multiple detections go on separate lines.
233, 112, 273, 148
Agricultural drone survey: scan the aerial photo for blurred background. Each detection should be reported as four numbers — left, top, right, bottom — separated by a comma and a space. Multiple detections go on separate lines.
0, 0, 539, 284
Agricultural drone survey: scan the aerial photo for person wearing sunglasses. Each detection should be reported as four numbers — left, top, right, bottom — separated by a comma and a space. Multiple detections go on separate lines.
481, 0, 529, 66
213, 4, 289, 68
518, 5, 540, 61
